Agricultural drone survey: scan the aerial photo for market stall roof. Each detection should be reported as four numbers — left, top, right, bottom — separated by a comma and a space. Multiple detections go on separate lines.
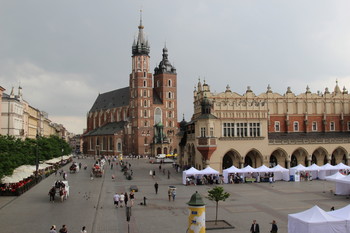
325, 172, 346, 182
199, 166, 219, 175
320, 163, 337, 170
307, 163, 322, 171
327, 204, 350, 220
270, 164, 289, 172
240, 165, 257, 173
290, 164, 307, 171
255, 165, 272, 173
223, 165, 241, 174
334, 162, 350, 170
183, 167, 200, 175
334, 174, 350, 184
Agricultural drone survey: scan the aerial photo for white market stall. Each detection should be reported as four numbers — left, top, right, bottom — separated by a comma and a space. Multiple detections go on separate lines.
319, 163, 338, 180
182, 167, 200, 185
328, 204, 350, 233
288, 205, 347, 233
333, 175, 350, 195
223, 165, 241, 183
198, 166, 220, 184
270, 164, 290, 181
306, 163, 322, 180
290, 164, 307, 182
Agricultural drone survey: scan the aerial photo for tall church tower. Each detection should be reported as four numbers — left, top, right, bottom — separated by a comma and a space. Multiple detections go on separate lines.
129, 12, 153, 155
153, 45, 178, 155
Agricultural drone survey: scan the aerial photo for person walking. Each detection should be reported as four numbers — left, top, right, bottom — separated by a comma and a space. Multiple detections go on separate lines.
270, 220, 278, 233
59, 224, 68, 233
49, 225, 57, 233
168, 188, 172, 202
129, 190, 135, 206
172, 189, 176, 201
154, 182, 159, 194
119, 193, 125, 207
250, 220, 260, 233
124, 192, 129, 207
167, 170, 170, 179
80, 226, 87, 233
113, 192, 120, 208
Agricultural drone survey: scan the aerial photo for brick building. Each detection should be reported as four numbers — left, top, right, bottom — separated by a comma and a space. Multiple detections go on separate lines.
83, 17, 178, 157
178, 80, 350, 172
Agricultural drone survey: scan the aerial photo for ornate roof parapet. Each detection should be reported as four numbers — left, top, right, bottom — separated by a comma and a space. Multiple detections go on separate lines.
154, 46, 176, 75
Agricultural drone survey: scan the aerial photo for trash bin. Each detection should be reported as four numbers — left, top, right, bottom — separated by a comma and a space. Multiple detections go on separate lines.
290, 175, 294, 181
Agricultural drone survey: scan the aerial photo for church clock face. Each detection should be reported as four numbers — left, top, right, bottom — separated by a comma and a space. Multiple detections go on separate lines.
154, 108, 162, 124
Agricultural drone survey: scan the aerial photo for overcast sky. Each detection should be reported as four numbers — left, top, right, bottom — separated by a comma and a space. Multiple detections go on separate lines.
1, 1, 350, 134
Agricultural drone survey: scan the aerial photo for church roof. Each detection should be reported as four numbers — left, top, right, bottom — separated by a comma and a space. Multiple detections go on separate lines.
90, 87, 130, 112
85, 121, 127, 136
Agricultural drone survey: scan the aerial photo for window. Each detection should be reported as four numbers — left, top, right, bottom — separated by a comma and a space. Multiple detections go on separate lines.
154, 108, 162, 124
168, 79, 172, 87
200, 127, 206, 137
274, 121, 280, 132
168, 111, 172, 118
144, 72, 146, 77
312, 122, 317, 131
330, 122, 335, 131
144, 121, 148, 127
143, 90, 147, 97
249, 123, 260, 137
210, 127, 214, 137
144, 100, 147, 107
168, 92, 172, 99
168, 101, 172, 108
169, 121, 172, 127
293, 121, 299, 132
144, 110, 147, 117
117, 142, 122, 152
143, 80, 147, 87
223, 123, 234, 137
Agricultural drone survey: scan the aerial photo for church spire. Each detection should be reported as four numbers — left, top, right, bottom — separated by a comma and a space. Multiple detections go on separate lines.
132, 10, 150, 56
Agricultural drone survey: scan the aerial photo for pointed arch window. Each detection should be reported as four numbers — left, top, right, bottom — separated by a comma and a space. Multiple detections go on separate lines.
143, 80, 147, 87
144, 100, 147, 107
168, 79, 172, 87
154, 108, 162, 124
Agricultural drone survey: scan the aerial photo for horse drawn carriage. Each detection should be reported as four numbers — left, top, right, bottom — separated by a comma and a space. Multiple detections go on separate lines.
69, 162, 79, 173
92, 164, 103, 177
49, 180, 69, 202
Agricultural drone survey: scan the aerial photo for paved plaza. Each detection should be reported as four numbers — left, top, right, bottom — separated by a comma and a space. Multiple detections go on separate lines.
0, 157, 349, 233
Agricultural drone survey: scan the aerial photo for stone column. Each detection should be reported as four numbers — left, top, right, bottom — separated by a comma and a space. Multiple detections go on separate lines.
286, 160, 291, 169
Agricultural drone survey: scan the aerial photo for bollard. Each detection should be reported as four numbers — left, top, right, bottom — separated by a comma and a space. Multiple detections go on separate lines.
143, 196, 147, 206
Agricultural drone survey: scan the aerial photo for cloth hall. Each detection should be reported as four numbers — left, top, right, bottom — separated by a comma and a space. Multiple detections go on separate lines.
178, 81, 350, 172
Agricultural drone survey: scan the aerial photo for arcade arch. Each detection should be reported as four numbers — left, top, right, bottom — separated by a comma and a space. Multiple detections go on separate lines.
270, 148, 288, 168
222, 150, 241, 170
291, 147, 308, 166
244, 149, 263, 168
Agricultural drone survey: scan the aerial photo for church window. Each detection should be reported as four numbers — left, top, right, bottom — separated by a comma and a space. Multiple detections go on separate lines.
168, 79, 172, 87
169, 121, 172, 127
312, 122, 317, 131
144, 100, 147, 107
157, 80, 160, 87
117, 142, 122, 152
143, 90, 147, 97
330, 121, 335, 131
168, 101, 172, 108
144, 110, 147, 117
109, 137, 113, 150
168, 92, 172, 99
144, 121, 148, 127
144, 72, 146, 77
143, 80, 147, 87
168, 111, 172, 118
144, 137, 148, 145
154, 108, 162, 124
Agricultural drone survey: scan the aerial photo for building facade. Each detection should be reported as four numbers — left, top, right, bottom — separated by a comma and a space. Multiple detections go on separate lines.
83, 17, 178, 156
179, 80, 350, 172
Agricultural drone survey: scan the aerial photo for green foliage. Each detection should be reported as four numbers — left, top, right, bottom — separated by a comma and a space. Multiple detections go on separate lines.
207, 186, 230, 224
0, 135, 71, 180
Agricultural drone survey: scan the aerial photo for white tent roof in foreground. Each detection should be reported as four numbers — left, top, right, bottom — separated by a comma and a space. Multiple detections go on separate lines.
183, 167, 200, 175
334, 174, 350, 184
334, 162, 350, 170
320, 163, 337, 170
327, 204, 350, 220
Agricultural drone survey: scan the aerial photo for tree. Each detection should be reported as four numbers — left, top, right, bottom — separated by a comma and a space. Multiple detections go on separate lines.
207, 186, 230, 225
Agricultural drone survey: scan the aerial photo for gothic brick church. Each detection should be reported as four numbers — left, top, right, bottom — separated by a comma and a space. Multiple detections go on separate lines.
83, 17, 178, 156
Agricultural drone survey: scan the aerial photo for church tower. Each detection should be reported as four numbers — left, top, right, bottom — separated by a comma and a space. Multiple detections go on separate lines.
129, 12, 153, 155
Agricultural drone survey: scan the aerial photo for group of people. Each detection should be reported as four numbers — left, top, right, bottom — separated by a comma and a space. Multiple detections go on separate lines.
227, 172, 275, 184
48, 180, 67, 202
113, 190, 135, 207
250, 219, 278, 233
49, 224, 87, 233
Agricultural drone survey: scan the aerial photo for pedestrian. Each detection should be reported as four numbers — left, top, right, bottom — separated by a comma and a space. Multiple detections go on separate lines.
79, 162, 82, 170
59, 224, 68, 233
172, 189, 176, 201
149, 169, 153, 177
48, 186, 56, 202
154, 182, 159, 194
168, 188, 172, 202
159, 164, 162, 171
250, 220, 260, 233
129, 190, 135, 206
120, 193, 125, 207
55, 170, 58, 176
153, 170, 156, 177
111, 163, 113, 169
167, 170, 170, 179
270, 220, 278, 233
80, 226, 87, 233
63, 172, 67, 181
49, 225, 57, 233
113, 192, 120, 208
124, 192, 129, 207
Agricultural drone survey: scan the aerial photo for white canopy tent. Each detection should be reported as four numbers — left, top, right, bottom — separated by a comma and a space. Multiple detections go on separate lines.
333, 175, 350, 195
222, 166, 241, 183
288, 205, 347, 233
270, 164, 290, 181
306, 164, 322, 180
319, 163, 338, 180
328, 204, 350, 233
290, 164, 307, 182
255, 165, 272, 173
182, 167, 200, 185
198, 166, 220, 175
239, 165, 257, 173
334, 163, 350, 170
325, 172, 346, 182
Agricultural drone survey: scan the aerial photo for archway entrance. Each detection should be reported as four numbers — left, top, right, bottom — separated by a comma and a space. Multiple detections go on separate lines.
244, 150, 263, 168
269, 155, 277, 167
312, 147, 328, 165
222, 150, 240, 170
291, 155, 298, 167
291, 148, 308, 166
270, 149, 288, 167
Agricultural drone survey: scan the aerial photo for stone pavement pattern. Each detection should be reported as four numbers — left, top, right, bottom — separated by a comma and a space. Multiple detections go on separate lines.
0, 157, 348, 233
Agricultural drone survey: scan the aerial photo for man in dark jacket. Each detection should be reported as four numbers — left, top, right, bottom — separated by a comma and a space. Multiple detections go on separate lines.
154, 182, 159, 194
250, 220, 260, 233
